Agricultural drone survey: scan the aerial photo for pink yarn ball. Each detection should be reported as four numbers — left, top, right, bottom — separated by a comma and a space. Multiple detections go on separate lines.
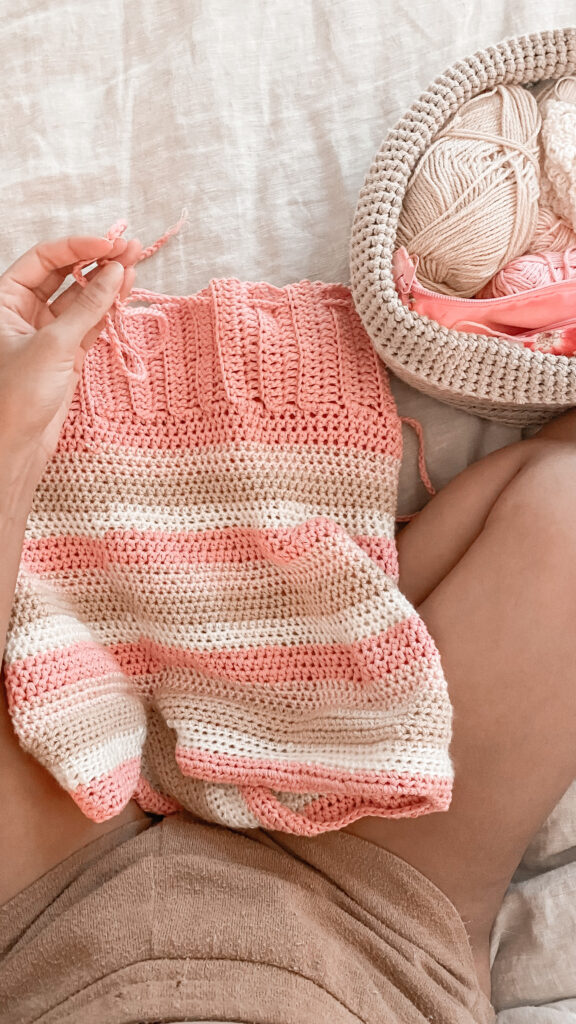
477, 248, 576, 298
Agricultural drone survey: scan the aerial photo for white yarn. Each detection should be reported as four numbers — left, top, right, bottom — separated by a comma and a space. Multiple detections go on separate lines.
536, 76, 576, 235
397, 85, 541, 297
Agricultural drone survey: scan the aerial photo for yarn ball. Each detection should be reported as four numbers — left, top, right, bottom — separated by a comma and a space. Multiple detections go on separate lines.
530, 76, 576, 241
477, 248, 576, 298
531, 197, 576, 252
397, 84, 541, 297
532, 75, 576, 107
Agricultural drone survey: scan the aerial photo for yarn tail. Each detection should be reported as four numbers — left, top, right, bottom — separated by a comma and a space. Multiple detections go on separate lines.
396, 415, 436, 524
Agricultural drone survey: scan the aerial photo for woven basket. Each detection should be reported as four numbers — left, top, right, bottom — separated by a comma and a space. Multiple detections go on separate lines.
349, 27, 576, 425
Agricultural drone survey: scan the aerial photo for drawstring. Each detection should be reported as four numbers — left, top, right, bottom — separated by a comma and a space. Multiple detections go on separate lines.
396, 415, 436, 524
71, 209, 188, 380
99, 304, 171, 382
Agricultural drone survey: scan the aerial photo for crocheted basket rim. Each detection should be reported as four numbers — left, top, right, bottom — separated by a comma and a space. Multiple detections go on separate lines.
349, 27, 576, 425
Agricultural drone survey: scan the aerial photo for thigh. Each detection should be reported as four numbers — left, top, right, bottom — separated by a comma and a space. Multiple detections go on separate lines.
344, 436, 576, 976
0, 673, 149, 906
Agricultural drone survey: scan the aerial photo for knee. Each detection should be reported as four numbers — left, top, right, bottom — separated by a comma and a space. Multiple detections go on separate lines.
487, 439, 576, 538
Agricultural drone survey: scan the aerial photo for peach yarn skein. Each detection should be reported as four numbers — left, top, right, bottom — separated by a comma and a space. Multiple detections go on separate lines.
477, 248, 576, 298
397, 85, 541, 297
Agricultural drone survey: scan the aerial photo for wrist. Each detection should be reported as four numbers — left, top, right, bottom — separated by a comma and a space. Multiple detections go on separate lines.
0, 441, 45, 519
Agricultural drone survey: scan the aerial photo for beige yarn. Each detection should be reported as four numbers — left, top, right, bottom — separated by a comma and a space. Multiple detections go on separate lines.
531, 194, 576, 251
349, 28, 576, 426
396, 85, 541, 297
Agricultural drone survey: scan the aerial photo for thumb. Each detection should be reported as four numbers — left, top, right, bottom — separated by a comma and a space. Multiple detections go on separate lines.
49, 261, 125, 348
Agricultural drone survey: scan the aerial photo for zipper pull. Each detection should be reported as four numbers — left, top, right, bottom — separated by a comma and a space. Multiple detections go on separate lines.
392, 247, 418, 303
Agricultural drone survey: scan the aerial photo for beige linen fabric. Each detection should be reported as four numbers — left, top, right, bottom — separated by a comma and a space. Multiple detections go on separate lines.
0, 2, 575, 1018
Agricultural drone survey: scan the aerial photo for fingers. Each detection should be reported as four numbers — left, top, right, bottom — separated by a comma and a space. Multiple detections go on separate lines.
41, 261, 125, 353
114, 237, 142, 267
47, 238, 141, 319
34, 237, 129, 303
74, 265, 137, 358
3, 236, 118, 293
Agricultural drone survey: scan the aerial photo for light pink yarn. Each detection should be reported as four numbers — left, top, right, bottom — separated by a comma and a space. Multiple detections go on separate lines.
477, 248, 576, 298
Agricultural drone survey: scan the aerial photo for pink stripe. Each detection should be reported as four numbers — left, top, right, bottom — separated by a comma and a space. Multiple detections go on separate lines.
5, 616, 439, 706
58, 403, 402, 457
355, 536, 398, 577
175, 746, 448, 794
20, 525, 397, 575
70, 757, 141, 822
239, 778, 452, 835
69, 759, 451, 831
134, 777, 182, 816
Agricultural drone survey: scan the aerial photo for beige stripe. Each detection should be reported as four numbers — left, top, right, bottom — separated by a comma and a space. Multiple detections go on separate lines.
18, 546, 398, 629
159, 690, 451, 763
9, 546, 411, 658
26, 727, 146, 790
6, 590, 413, 658
27, 444, 398, 539
14, 691, 145, 751
202, 783, 262, 828
34, 444, 399, 513
5, 612, 95, 665
139, 715, 249, 826
268, 790, 321, 812
15, 685, 450, 784
25, 701, 450, 791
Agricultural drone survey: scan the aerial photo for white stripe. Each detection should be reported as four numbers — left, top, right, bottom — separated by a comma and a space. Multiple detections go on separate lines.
4, 614, 98, 664
50, 728, 146, 789
202, 783, 261, 828
6, 590, 414, 661
24, 500, 395, 540
168, 710, 451, 775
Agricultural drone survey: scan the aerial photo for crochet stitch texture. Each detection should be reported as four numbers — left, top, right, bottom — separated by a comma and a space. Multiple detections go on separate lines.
3, 277, 453, 834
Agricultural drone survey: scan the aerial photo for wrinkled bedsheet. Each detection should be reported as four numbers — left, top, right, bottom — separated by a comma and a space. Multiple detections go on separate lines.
0, 1, 574, 1018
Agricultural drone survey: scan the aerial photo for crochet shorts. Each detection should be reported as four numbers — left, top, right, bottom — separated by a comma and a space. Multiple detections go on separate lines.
4, 278, 453, 834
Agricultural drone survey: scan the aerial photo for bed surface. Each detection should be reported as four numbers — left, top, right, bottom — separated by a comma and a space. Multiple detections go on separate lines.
1, 1, 575, 1018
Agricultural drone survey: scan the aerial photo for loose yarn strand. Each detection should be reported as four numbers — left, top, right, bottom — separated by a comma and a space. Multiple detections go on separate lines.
70, 209, 188, 379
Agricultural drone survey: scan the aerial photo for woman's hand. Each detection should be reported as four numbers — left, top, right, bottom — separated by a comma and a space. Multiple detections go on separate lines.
0, 234, 141, 491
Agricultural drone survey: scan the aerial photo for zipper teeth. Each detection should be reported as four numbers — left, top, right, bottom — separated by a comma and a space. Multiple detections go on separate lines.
395, 258, 576, 307
407, 278, 576, 307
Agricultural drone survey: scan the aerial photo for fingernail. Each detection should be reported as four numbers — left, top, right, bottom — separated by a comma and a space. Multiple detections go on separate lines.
97, 260, 125, 284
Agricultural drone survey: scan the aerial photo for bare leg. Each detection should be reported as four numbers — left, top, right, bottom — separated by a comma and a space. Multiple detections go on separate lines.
344, 411, 576, 999
0, 677, 149, 906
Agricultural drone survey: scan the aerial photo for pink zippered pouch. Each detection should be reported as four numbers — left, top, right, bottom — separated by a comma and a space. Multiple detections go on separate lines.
392, 247, 576, 342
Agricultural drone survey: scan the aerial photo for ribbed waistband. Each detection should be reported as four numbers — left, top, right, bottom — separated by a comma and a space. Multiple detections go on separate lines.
60, 278, 400, 456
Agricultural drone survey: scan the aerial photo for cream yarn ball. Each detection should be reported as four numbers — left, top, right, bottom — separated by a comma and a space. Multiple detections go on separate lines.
396, 84, 541, 297
533, 75, 576, 237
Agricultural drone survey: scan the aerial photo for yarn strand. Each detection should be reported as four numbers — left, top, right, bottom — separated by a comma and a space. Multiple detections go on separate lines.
69, 210, 188, 379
